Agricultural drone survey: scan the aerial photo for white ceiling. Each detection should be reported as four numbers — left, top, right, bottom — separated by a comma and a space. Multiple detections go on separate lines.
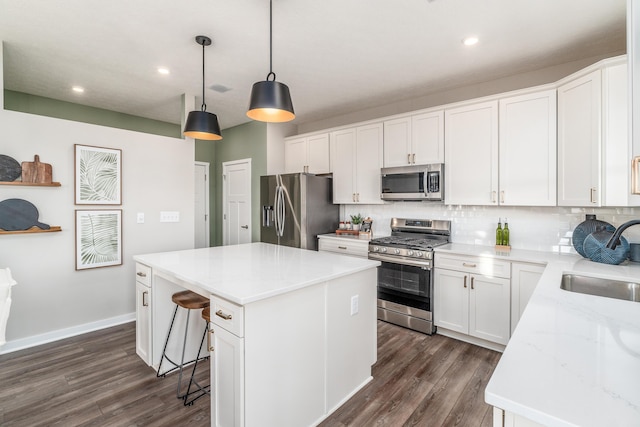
0, 0, 627, 130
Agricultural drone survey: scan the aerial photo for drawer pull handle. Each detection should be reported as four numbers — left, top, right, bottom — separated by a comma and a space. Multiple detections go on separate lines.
215, 310, 233, 320
462, 262, 477, 268
208, 329, 215, 352
338, 246, 347, 250
136, 272, 147, 277
142, 291, 149, 307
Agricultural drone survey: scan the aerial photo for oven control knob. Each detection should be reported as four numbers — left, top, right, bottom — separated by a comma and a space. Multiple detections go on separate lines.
407, 250, 414, 256
394, 249, 400, 254
381, 247, 387, 253
373, 246, 379, 252
416, 251, 423, 257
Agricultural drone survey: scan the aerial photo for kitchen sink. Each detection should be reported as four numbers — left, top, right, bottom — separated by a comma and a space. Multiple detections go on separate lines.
561, 274, 640, 303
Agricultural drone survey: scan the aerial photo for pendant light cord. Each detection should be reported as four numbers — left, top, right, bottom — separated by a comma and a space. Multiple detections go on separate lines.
201, 40, 207, 111
267, 0, 276, 81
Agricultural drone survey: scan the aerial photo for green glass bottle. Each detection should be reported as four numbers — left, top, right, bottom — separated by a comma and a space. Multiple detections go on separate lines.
503, 218, 510, 246
495, 218, 503, 246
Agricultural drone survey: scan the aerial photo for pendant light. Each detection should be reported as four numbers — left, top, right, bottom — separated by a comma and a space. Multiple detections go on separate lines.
184, 35, 222, 140
246, 0, 295, 123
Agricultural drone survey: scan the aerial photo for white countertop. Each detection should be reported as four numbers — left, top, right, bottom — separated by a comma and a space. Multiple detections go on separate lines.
436, 243, 640, 426
134, 242, 380, 305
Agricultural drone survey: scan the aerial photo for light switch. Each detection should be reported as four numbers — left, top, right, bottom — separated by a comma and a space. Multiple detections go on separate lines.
137, 212, 145, 224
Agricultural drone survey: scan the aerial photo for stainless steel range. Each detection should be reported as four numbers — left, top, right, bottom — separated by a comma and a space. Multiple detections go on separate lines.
368, 218, 451, 334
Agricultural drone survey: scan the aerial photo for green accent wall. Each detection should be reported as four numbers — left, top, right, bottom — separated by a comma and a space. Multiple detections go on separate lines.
4, 90, 181, 138
209, 121, 267, 246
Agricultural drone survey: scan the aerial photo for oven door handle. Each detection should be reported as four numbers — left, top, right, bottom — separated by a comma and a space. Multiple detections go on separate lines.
368, 253, 431, 269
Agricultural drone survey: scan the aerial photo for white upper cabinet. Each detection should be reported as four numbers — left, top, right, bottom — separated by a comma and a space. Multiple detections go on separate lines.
284, 133, 330, 174
499, 89, 557, 206
445, 100, 499, 205
331, 123, 384, 204
383, 110, 444, 167
557, 69, 602, 206
558, 57, 632, 207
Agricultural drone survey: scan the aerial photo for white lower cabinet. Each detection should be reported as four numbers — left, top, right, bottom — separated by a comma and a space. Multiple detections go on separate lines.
211, 323, 244, 427
135, 280, 152, 364
434, 253, 511, 346
510, 262, 545, 335
318, 234, 369, 258
493, 408, 545, 427
135, 263, 152, 365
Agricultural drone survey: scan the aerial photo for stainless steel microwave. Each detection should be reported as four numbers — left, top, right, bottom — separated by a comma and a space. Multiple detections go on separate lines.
380, 164, 444, 201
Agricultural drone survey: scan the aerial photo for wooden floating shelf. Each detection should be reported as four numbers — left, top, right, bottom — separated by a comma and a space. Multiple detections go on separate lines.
0, 226, 62, 235
0, 181, 61, 187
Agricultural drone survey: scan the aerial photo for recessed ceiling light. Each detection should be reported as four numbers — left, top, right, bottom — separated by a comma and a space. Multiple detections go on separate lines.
463, 36, 479, 46
72, 86, 85, 93
157, 67, 170, 75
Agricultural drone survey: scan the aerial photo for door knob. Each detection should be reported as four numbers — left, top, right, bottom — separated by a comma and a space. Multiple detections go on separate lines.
241, 225, 249, 229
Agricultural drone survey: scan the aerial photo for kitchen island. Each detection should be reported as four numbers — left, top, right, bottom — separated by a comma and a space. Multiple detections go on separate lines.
134, 242, 380, 427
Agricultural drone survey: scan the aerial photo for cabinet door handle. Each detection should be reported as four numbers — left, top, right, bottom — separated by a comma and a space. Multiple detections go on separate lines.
463, 276, 467, 288
356, 193, 360, 202
462, 262, 477, 268
208, 328, 215, 352
492, 191, 497, 203
500, 191, 505, 204
142, 291, 149, 307
338, 246, 347, 250
471, 277, 475, 290
412, 153, 416, 164
408, 154, 411, 164
215, 309, 233, 320
353, 193, 356, 202
590, 187, 596, 204
136, 272, 147, 278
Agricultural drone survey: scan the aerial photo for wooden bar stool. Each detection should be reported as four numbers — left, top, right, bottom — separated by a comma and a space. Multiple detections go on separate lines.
157, 290, 210, 400
183, 306, 211, 406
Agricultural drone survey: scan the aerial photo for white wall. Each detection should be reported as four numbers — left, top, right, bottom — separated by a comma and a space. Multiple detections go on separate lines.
0, 44, 195, 352
298, 52, 625, 135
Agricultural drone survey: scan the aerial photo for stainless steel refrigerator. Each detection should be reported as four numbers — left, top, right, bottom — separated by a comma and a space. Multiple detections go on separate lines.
260, 173, 339, 250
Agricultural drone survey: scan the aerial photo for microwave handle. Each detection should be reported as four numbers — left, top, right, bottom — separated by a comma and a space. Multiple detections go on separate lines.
423, 170, 429, 196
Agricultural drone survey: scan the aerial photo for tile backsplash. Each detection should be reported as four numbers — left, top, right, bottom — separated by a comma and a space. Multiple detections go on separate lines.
342, 203, 640, 253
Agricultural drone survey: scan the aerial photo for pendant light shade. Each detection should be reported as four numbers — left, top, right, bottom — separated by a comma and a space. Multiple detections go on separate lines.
184, 35, 222, 141
247, 0, 295, 123
184, 110, 221, 140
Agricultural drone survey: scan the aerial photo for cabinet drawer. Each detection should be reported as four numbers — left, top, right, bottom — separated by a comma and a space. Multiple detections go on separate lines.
135, 263, 151, 286
434, 253, 510, 279
211, 296, 244, 337
318, 238, 369, 258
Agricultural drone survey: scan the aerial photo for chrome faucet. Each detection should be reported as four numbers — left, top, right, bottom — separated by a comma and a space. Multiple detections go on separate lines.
606, 219, 640, 249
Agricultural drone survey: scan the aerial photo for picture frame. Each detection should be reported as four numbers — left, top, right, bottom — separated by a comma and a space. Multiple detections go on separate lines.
75, 209, 122, 270
75, 144, 122, 205
361, 218, 373, 233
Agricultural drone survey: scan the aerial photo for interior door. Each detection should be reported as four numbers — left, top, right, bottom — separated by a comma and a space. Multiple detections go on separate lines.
223, 159, 252, 246
194, 162, 210, 248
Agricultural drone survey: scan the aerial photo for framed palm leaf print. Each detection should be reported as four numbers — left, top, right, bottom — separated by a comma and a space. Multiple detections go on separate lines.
75, 144, 122, 205
75, 209, 122, 270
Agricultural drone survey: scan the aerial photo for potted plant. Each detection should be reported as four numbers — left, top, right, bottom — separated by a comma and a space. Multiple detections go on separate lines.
350, 214, 363, 231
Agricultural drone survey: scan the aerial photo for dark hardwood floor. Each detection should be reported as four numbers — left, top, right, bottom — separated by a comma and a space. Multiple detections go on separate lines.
0, 321, 500, 427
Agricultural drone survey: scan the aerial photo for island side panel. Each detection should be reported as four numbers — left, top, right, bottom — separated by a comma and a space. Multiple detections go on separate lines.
244, 283, 327, 427
325, 268, 377, 412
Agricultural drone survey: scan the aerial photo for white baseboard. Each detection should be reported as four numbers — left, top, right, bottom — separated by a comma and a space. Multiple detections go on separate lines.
0, 312, 135, 355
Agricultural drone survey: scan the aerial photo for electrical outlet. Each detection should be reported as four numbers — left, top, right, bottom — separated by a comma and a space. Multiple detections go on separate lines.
350, 295, 359, 316
137, 212, 145, 224
160, 211, 180, 223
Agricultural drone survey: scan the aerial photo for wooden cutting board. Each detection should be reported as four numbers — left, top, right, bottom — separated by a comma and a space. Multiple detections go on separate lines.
21, 155, 52, 184
0, 198, 50, 231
